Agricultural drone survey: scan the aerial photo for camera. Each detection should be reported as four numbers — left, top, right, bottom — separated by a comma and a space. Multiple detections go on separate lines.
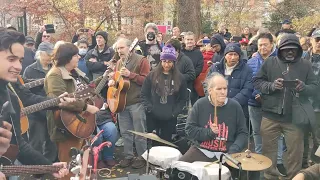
147, 32, 156, 41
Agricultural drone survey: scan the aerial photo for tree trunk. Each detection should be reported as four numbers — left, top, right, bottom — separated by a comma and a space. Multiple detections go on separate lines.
176, 0, 201, 38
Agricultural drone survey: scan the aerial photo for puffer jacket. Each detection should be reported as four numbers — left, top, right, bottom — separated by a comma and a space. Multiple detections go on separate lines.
247, 47, 277, 107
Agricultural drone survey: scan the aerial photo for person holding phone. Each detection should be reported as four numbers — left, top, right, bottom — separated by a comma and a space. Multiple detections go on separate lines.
35, 25, 53, 50
253, 34, 318, 180
71, 28, 97, 50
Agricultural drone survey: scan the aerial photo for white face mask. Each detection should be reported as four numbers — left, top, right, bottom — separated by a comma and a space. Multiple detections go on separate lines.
79, 48, 88, 56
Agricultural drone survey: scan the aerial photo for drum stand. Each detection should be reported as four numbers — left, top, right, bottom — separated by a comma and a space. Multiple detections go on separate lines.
145, 139, 151, 175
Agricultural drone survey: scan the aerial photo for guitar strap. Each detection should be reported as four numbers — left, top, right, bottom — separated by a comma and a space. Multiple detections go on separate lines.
8, 83, 29, 138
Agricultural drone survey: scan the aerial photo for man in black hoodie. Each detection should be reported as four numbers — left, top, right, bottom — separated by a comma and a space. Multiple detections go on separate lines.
182, 31, 204, 104
253, 34, 318, 179
210, 34, 226, 64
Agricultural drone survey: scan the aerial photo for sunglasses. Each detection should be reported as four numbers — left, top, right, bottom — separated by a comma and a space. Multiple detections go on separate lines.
43, 35, 51, 38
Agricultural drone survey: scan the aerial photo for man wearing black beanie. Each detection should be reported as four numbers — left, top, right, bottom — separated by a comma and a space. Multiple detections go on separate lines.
210, 34, 226, 64
85, 30, 115, 80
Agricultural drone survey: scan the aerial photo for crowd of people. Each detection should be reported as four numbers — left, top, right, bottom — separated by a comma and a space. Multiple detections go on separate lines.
0, 19, 319, 180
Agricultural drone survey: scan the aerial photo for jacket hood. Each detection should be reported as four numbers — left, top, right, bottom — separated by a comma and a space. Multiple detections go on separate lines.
277, 34, 302, 63
211, 34, 226, 54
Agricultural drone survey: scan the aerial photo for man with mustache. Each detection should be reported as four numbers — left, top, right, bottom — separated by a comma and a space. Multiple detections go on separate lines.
0, 27, 68, 178
253, 33, 318, 179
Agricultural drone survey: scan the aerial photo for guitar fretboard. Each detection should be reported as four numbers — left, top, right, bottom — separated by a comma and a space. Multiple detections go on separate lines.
20, 98, 60, 117
1, 165, 61, 176
23, 78, 45, 89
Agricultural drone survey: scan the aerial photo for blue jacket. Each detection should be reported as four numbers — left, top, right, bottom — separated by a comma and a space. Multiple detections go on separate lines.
78, 57, 89, 78
205, 59, 253, 117
247, 48, 277, 107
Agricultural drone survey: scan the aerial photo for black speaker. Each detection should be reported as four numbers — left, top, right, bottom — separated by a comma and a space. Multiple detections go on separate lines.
167, 168, 198, 180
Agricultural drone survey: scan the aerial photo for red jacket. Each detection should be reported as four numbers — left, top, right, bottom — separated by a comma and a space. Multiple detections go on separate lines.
194, 50, 214, 96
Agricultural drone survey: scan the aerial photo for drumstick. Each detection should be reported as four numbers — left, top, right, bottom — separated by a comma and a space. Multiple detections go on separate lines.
204, 160, 219, 167
214, 93, 218, 125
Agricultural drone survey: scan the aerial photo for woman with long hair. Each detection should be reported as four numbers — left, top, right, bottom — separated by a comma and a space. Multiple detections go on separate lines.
141, 45, 188, 142
44, 43, 100, 178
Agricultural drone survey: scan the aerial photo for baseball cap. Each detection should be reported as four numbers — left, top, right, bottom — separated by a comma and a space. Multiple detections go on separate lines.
282, 19, 291, 25
37, 42, 54, 55
312, 29, 320, 38
25, 36, 35, 45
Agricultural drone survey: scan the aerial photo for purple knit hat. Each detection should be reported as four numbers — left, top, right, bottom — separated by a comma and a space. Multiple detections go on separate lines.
160, 45, 176, 61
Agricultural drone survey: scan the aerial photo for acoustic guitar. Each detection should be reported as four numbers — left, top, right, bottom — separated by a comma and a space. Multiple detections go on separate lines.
55, 84, 98, 139
23, 78, 45, 89
107, 38, 138, 113
92, 60, 117, 109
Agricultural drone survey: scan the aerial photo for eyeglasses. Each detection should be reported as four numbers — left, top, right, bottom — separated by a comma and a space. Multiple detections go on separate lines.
43, 35, 50, 38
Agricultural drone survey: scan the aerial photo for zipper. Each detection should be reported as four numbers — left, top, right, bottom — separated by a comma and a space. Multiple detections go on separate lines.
280, 64, 289, 113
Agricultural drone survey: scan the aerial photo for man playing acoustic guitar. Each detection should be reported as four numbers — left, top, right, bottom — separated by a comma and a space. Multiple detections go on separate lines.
108, 38, 150, 169
0, 28, 69, 178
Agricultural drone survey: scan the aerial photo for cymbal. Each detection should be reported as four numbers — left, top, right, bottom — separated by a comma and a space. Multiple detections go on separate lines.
226, 152, 272, 171
128, 130, 178, 148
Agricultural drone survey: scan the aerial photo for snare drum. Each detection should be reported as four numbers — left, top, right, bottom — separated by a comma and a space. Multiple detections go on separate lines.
142, 146, 182, 169
193, 162, 231, 180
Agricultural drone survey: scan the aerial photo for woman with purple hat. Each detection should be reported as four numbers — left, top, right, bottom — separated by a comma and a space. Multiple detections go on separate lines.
141, 45, 188, 143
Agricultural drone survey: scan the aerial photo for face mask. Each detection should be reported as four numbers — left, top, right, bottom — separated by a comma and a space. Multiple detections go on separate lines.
147, 32, 156, 41
79, 48, 88, 56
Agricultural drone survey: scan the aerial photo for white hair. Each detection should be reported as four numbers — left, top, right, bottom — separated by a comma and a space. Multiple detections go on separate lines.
116, 38, 131, 48
144, 23, 158, 34
54, 41, 65, 50
206, 72, 227, 91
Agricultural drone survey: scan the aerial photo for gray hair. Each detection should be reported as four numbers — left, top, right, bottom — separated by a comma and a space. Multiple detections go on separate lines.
144, 23, 158, 34
35, 50, 48, 60
206, 72, 227, 91
184, 31, 194, 37
116, 38, 132, 48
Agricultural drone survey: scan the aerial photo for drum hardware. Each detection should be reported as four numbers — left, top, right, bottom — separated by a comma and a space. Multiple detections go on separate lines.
221, 153, 242, 180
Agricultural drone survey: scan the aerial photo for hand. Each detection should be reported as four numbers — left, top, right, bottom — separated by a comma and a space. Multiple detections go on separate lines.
86, 104, 100, 114
271, 78, 284, 91
120, 67, 130, 77
0, 172, 5, 180
295, 79, 305, 92
52, 162, 69, 179
207, 61, 213, 67
292, 173, 305, 180
103, 61, 110, 66
0, 121, 12, 156
108, 72, 115, 79
39, 25, 46, 33
108, 80, 115, 87
255, 94, 261, 103
103, 103, 109, 109
59, 97, 77, 108
209, 120, 219, 134
89, 58, 97, 62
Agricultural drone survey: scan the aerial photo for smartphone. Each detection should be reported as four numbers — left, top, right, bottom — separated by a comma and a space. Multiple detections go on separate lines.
45, 24, 55, 33
203, 39, 210, 44
231, 36, 242, 42
282, 80, 298, 88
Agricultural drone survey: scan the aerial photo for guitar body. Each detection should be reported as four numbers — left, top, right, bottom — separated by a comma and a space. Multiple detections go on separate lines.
92, 95, 104, 109
56, 99, 96, 139
107, 71, 130, 113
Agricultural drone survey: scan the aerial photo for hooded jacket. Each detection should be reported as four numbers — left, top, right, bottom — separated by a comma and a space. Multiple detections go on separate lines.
211, 34, 226, 63
253, 34, 318, 122
305, 51, 320, 112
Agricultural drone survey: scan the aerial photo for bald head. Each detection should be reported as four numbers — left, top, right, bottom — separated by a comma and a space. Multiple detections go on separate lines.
207, 73, 228, 105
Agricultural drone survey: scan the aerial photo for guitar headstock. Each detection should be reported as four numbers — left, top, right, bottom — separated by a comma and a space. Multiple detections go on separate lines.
129, 38, 139, 52
74, 85, 95, 100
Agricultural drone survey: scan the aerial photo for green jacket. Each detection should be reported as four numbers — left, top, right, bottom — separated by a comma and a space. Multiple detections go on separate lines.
44, 66, 101, 142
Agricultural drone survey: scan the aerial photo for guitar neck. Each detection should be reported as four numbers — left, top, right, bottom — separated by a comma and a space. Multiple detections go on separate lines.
23, 79, 45, 89
1, 165, 61, 176
95, 71, 110, 95
20, 98, 60, 117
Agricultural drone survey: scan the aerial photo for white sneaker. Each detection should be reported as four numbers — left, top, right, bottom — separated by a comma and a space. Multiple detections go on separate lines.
115, 137, 124, 147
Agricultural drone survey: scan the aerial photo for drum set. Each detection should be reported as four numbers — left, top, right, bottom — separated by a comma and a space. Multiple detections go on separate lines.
128, 130, 273, 180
